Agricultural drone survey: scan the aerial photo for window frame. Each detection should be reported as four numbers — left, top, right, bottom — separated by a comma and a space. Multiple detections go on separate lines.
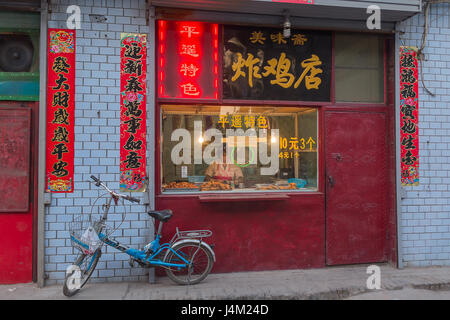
158, 104, 320, 195
155, 102, 323, 198
332, 32, 388, 107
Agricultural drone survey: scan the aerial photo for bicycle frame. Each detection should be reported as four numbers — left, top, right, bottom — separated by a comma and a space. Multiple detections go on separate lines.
96, 232, 192, 269
93, 195, 192, 270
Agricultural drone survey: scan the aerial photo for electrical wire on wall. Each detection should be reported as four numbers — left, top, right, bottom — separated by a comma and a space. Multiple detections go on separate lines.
415, 0, 450, 97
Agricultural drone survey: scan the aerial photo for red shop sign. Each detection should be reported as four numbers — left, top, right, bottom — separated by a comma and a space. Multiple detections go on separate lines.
120, 33, 147, 192
400, 47, 419, 186
158, 20, 219, 100
46, 29, 75, 192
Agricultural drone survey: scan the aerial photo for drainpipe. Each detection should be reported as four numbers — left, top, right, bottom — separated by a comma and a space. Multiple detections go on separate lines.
146, 4, 156, 284
37, 0, 48, 287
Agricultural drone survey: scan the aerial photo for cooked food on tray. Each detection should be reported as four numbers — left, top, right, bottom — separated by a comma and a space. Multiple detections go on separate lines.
256, 183, 297, 190
164, 181, 199, 189
200, 180, 232, 191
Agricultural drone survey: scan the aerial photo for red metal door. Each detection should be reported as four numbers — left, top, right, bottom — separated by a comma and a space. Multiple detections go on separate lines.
325, 111, 388, 265
0, 106, 33, 283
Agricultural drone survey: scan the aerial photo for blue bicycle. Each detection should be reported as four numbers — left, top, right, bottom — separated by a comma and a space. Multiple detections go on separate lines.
63, 175, 215, 297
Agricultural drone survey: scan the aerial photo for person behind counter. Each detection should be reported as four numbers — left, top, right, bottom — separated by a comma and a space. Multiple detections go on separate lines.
204, 145, 244, 185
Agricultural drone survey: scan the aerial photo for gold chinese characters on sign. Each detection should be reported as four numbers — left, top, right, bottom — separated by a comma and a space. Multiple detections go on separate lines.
217, 114, 269, 129
223, 26, 331, 101
231, 52, 323, 90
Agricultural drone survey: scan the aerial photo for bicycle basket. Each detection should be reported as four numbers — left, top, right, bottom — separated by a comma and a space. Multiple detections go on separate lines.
69, 214, 101, 255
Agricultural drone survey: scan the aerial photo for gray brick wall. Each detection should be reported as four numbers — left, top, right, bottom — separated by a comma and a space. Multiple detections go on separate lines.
45, 0, 152, 285
398, 3, 450, 267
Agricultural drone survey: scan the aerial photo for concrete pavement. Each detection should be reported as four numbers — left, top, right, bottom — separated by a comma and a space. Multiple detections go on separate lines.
2, 264, 450, 300
346, 287, 450, 300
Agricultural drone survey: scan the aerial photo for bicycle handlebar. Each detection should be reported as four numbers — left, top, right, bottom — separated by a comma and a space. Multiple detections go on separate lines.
90, 175, 101, 186
124, 195, 140, 203
90, 175, 140, 204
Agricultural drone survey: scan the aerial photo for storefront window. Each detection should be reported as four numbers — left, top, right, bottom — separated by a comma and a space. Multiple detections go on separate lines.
160, 105, 318, 193
335, 33, 384, 103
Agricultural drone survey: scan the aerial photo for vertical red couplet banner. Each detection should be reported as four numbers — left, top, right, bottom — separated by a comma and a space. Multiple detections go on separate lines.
400, 47, 419, 186
120, 33, 147, 192
46, 29, 76, 192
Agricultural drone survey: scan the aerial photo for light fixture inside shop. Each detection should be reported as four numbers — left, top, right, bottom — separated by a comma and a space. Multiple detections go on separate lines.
282, 9, 291, 38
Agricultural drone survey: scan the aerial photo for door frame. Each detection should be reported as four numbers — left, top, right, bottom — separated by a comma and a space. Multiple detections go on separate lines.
323, 34, 397, 267
323, 107, 394, 266
0, 101, 39, 283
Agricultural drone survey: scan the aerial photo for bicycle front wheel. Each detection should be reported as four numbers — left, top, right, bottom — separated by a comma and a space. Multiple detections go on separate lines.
164, 241, 214, 285
63, 249, 101, 297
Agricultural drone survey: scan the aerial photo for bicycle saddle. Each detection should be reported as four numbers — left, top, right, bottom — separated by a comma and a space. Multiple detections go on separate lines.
147, 209, 173, 222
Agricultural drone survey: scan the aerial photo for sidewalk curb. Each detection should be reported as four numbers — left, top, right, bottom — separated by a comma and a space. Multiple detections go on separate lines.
224, 281, 450, 300
411, 282, 450, 292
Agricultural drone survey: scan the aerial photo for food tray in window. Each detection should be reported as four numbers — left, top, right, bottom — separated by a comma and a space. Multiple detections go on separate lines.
275, 180, 290, 187
255, 184, 279, 190
164, 188, 200, 192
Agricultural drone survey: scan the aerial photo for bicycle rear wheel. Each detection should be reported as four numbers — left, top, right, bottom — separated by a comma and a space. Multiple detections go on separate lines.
164, 241, 214, 285
63, 249, 101, 297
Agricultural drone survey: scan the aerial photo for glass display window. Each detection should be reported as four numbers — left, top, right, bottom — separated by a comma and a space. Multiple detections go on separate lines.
160, 105, 318, 193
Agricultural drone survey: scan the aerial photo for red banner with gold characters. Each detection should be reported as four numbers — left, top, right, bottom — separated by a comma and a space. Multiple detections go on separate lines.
158, 20, 219, 100
400, 46, 419, 186
120, 33, 147, 192
46, 29, 75, 192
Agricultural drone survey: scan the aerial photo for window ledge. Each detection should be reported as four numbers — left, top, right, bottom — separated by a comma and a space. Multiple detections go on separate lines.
198, 193, 290, 202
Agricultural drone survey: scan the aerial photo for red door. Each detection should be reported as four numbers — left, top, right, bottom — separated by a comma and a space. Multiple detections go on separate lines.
325, 111, 389, 265
0, 105, 33, 283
